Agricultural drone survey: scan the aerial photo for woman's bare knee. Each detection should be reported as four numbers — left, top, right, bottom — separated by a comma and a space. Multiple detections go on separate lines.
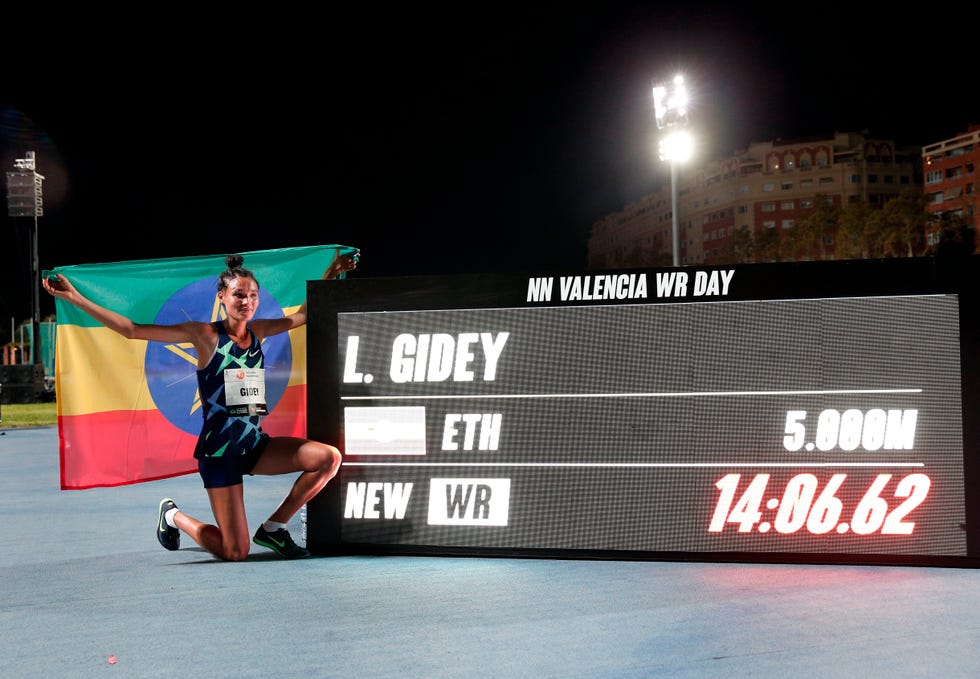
320, 444, 342, 476
223, 549, 249, 562
304, 442, 341, 476
221, 540, 250, 562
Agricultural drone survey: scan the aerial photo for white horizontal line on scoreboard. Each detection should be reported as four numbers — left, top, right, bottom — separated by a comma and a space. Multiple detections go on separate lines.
343, 461, 926, 468
341, 388, 923, 401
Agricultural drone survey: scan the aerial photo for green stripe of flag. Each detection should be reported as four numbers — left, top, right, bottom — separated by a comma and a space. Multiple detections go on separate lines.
46, 244, 358, 327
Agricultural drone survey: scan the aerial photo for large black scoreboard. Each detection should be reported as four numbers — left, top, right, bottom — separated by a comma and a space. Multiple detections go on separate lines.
306, 256, 979, 566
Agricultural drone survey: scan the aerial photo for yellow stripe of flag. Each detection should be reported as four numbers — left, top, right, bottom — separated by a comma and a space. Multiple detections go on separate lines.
57, 315, 308, 417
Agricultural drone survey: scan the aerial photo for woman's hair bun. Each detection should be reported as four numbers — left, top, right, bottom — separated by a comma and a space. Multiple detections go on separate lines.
217, 254, 257, 291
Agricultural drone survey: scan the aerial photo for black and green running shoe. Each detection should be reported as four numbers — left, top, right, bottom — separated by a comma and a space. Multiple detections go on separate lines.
253, 526, 309, 559
157, 498, 180, 551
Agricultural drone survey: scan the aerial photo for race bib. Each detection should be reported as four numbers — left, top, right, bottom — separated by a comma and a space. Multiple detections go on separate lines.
224, 368, 267, 416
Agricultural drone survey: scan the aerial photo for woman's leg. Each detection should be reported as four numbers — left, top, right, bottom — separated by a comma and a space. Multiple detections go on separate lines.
172, 484, 252, 561
250, 437, 342, 524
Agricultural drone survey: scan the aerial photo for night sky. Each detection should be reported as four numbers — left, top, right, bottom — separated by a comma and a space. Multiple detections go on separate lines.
1, 4, 977, 338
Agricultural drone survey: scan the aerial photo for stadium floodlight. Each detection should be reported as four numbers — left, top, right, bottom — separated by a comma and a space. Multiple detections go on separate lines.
653, 74, 688, 130
658, 130, 694, 164
653, 74, 693, 267
5, 151, 44, 366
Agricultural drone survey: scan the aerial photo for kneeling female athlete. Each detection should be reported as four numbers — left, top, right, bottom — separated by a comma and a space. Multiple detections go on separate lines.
44, 251, 357, 560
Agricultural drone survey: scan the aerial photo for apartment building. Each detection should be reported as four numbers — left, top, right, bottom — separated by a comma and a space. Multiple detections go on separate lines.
922, 124, 980, 250
588, 132, 919, 268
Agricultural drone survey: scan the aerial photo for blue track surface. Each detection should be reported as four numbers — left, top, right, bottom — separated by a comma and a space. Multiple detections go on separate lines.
2, 426, 979, 677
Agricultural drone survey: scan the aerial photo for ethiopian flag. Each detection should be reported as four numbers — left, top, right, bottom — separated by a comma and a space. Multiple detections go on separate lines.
49, 244, 358, 490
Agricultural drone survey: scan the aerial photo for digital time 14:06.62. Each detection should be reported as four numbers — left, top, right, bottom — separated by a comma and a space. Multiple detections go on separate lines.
708, 473, 931, 536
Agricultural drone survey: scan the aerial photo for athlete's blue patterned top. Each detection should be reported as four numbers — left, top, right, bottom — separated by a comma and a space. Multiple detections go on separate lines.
193, 322, 269, 459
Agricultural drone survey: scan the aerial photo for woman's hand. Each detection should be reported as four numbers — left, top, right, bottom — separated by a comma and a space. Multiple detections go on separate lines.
325, 252, 359, 280
42, 274, 79, 302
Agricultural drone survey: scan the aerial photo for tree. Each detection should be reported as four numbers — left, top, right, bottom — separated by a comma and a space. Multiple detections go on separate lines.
877, 189, 930, 257
931, 211, 977, 257
836, 200, 880, 259
730, 225, 754, 263
790, 195, 840, 260
754, 225, 781, 262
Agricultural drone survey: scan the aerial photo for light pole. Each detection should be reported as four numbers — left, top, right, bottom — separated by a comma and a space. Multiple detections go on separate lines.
5, 151, 45, 365
653, 75, 693, 267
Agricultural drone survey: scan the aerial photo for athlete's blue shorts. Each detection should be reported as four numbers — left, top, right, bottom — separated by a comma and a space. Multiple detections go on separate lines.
197, 435, 271, 488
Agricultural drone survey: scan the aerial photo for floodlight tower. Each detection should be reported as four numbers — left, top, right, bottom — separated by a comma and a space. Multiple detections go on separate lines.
5, 151, 45, 364
653, 75, 693, 267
